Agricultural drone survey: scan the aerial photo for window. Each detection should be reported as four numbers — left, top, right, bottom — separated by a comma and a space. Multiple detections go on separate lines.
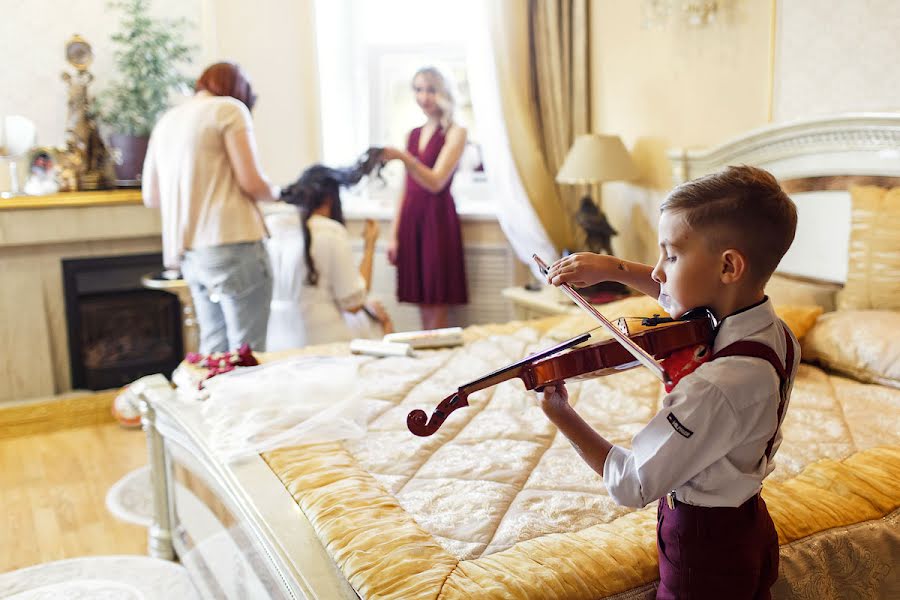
314, 0, 487, 205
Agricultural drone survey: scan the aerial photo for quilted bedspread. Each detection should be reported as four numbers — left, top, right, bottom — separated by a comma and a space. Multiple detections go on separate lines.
261, 307, 900, 599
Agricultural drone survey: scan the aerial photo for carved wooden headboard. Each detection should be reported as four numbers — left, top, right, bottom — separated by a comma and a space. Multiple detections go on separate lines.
667, 113, 900, 283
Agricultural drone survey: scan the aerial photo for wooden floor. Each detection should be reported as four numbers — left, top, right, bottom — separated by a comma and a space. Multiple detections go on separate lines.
0, 422, 149, 573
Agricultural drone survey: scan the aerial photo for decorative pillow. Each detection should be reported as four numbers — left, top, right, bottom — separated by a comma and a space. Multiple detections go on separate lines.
802, 310, 900, 389
837, 185, 900, 310
774, 304, 824, 340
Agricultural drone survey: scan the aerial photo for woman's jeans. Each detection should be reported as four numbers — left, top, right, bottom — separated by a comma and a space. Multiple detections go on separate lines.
181, 241, 272, 353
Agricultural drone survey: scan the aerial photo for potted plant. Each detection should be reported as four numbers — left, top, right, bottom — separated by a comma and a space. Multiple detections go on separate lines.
98, 0, 194, 186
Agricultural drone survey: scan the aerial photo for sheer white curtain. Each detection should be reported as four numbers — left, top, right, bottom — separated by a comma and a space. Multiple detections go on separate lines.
466, 4, 558, 278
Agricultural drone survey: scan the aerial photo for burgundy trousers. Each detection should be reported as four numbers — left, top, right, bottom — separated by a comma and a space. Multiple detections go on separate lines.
656, 494, 780, 599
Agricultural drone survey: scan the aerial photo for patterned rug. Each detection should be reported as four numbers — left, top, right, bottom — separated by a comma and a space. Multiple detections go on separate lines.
0, 556, 199, 599
105, 466, 153, 527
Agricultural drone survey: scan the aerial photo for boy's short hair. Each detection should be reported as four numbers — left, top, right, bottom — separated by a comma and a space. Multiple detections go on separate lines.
660, 165, 797, 287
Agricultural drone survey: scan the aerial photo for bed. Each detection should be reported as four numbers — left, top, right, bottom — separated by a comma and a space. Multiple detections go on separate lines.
135, 113, 900, 599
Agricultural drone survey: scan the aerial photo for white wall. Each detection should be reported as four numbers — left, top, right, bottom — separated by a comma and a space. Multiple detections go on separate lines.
0, 0, 205, 149
591, 0, 900, 264
206, 0, 322, 182
774, 0, 900, 120
0, 0, 321, 186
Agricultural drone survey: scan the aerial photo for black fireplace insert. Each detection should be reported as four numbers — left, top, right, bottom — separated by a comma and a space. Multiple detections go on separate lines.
62, 253, 183, 390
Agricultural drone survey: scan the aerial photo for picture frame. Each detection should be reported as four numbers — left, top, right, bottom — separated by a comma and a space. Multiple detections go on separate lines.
24, 145, 62, 196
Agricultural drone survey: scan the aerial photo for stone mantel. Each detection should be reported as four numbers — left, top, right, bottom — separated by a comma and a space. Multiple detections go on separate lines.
0, 190, 159, 249
0, 189, 143, 211
0, 190, 163, 403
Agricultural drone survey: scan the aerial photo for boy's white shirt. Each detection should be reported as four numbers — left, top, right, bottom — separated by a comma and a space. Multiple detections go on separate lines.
603, 298, 801, 508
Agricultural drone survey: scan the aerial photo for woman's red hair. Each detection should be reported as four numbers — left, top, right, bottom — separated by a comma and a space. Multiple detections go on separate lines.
195, 62, 257, 111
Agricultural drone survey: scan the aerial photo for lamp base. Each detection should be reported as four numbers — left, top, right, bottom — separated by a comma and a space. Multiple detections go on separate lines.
575, 280, 631, 303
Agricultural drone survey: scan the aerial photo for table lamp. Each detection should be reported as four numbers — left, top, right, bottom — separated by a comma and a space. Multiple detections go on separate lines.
556, 134, 638, 297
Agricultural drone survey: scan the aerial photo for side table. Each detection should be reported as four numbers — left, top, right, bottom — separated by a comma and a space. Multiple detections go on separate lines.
502, 285, 579, 320
502, 285, 632, 320
141, 271, 199, 355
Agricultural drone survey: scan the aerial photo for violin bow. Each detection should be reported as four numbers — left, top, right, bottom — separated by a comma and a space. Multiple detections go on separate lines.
533, 254, 671, 385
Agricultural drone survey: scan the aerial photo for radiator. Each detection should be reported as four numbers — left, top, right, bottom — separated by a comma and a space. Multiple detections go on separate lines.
353, 242, 517, 332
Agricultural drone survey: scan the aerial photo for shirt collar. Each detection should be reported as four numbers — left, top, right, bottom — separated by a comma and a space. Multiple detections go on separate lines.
712, 296, 777, 352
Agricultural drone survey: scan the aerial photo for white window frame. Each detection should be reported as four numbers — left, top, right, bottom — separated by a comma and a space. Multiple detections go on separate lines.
314, 0, 492, 209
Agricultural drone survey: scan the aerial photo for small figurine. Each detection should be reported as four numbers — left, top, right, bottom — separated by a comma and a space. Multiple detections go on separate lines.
24, 150, 60, 195
576, 196, 618, 255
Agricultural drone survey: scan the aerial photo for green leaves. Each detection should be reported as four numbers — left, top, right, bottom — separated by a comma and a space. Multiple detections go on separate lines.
98, 0, 195, 136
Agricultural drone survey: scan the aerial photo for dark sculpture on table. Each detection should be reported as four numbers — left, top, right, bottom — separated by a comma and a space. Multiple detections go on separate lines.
572, 195, 628, 297
576, 195, 618, 255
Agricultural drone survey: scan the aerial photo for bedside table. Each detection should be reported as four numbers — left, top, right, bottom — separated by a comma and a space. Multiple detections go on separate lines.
501, 286, 582, 319
502, 285, 633, 320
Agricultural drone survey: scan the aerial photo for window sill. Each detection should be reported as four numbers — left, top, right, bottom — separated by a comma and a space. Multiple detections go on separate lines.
342, 180, 497, 222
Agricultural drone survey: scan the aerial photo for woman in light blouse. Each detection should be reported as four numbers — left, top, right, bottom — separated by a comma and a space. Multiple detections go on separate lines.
142, 62, 279, 353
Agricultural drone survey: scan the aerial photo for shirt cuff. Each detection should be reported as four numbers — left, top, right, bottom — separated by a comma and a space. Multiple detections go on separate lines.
603, 445, 644, 508
603, 444, 629, 482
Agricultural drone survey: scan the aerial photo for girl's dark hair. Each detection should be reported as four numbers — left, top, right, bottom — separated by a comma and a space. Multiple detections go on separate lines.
196, 62, 258, 111
280, 147, 385, 285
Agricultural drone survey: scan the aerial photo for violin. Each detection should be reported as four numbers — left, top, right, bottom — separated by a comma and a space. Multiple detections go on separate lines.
406, 309, 716, 437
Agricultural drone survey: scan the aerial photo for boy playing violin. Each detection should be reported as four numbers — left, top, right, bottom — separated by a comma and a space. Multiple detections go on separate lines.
544, 165, 799, 599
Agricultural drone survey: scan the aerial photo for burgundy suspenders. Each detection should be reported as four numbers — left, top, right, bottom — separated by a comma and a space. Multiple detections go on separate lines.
711, 325, 796, 460
661, 324, 797, 510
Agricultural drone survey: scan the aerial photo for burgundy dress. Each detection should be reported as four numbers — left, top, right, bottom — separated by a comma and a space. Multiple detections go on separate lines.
395, 126, 469, 305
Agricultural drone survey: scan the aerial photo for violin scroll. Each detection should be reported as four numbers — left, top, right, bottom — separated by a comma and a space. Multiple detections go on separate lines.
407, 393, 469, 437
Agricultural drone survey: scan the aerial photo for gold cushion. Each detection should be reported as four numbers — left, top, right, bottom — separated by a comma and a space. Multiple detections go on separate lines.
837, 186, 900, 310
802, 310, 900, 388
775, 304, 824, 340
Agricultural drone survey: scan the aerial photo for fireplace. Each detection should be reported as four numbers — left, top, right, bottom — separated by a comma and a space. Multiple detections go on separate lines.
63, 253, 183, 390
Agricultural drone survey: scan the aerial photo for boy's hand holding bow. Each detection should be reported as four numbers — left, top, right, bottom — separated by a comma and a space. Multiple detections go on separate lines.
546, 252, 623, 288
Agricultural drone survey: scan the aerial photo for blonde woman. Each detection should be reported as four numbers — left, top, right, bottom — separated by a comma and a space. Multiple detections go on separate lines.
381, 66, 468, 330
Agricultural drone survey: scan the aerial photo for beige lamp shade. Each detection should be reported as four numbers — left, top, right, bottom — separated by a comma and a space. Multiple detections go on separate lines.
556, 134, 638, 184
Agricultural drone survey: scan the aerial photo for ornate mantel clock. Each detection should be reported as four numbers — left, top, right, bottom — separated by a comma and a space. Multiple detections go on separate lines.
59, 34, 113, 191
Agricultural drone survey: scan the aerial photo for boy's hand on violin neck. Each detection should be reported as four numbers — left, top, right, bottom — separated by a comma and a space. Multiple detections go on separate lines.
540, 384, 573, 421
547, 253, 620, 288
540, 382, 612, 476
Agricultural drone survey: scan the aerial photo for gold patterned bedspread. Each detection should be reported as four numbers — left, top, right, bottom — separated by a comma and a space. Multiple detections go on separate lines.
260, 310, 900, 599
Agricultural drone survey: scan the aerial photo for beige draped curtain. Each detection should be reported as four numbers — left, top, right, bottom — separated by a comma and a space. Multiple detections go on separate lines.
487, 0, 591, 253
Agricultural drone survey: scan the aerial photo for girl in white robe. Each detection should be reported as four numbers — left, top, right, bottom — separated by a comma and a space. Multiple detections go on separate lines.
265, 151, 393, 351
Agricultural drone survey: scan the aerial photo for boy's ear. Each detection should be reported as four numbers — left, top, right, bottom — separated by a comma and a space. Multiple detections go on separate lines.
719, 248, 748, 284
